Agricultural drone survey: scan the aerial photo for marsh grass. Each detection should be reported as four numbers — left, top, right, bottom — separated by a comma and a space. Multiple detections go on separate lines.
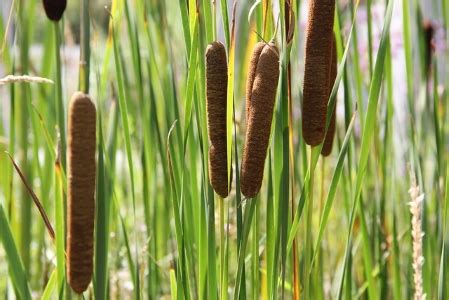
0, 0, 448, 299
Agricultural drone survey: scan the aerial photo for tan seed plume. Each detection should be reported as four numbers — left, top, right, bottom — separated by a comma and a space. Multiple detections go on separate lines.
67, 91, 96, 294
241, 42, 280, 198
302, 0, 336, 146
206, 41, 230, 198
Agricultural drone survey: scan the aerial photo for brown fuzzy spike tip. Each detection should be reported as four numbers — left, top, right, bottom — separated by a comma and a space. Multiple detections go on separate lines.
302, 0, 336, 146
423, 21, 435, 75
43, 0, 66, 21
321, 35, 338, 157
241, 43, 280, 198
206, 41, 231, 198
67, 91, 96, 294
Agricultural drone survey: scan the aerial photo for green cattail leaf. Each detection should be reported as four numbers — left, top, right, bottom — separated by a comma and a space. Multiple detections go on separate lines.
0, 204, 31, 300
337, 0, 395, 296
183, 14, 199, 147
311, 111, 356, 267
226, 7, 236, 195
41, 269, 57, 300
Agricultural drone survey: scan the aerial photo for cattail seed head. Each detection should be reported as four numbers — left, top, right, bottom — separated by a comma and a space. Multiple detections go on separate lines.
67, 91, 96, 294
423, 21, 435, 75
206, 41, 230, 198
302, 0, 336, 146
43, 0, 66, 21
241, 42, 280, 198
321, 35, 337, 157
245, 42, 265, 122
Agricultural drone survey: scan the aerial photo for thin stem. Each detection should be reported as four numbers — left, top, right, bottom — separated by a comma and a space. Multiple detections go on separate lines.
79, 0, 90, 93
304, 146, 316, 298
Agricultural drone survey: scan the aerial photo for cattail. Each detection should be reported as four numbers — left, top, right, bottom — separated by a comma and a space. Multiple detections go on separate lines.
43, 0, 66, 21
302, 0, 336, 146
206, 41, 230, 198
245, 42, 265, 122
67, 91, 96, 294
241, 42, 280, 198
423, 21, 435, 76
321, 35, 337, 156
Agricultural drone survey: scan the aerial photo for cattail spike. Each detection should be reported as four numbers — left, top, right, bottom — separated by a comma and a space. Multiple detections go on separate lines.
206, 41, 231, 198
245, 42, 265, 122
302, 0, 336, 146
321, 35, 338, 157
67, 91, 96, 294
43, 0, 67, 21
241, 42, 280, 198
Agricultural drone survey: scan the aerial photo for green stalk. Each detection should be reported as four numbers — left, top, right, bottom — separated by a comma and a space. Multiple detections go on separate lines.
53, 22, 66, 172
18, 0, 32, 274
79, 0, 90, 94
303, 146, 318, 299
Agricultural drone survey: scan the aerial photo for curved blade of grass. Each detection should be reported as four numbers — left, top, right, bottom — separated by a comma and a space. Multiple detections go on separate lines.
7, 153, 55, 240
183, 14, 199, 147
438, 165, 449, 299
226, 2, 236, 197
41, 269, 57, 300
54, 161, 65, 292
337, 0, 394, 297
311, 111, 357, 268
0, 203, 31, 300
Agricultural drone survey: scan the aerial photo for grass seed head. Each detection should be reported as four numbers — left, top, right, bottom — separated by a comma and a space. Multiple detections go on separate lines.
302, 0, 336, 146
241, 42, 280, 198
321, 35, 337, 157
206, 41, 230, 198
67, 91, 96, 294
43, 0, 66, 21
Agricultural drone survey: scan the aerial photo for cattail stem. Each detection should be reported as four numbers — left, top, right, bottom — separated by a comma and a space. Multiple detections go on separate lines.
54, 23, 66, 170
79, 0, 90, 93
304, 146, 317, 299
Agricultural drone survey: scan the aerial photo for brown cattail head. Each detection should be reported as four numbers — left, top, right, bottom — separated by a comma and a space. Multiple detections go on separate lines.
206, 41, 230, 198
245, 42, 265, 122
67, 91, 96, 294
423, 21, 435, 75
321, 35, 337, 157
241, 42, 280, 198
43, 0, 66, 21
302, 0, 336, 146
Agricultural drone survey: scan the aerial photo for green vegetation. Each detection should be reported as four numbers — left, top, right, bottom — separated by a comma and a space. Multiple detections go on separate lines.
0, 0, 447, 298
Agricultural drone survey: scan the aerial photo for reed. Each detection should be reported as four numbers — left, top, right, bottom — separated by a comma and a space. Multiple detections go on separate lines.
67, 91, 96, 294
302, 0, 336, 146
42, 0, 66, 21
321, 35, 337, 157
206, 41, 230, 198
241, 42, 280, 198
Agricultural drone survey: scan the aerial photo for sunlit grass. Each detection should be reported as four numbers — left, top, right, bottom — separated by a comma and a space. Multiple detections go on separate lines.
0, 0, 448, 299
